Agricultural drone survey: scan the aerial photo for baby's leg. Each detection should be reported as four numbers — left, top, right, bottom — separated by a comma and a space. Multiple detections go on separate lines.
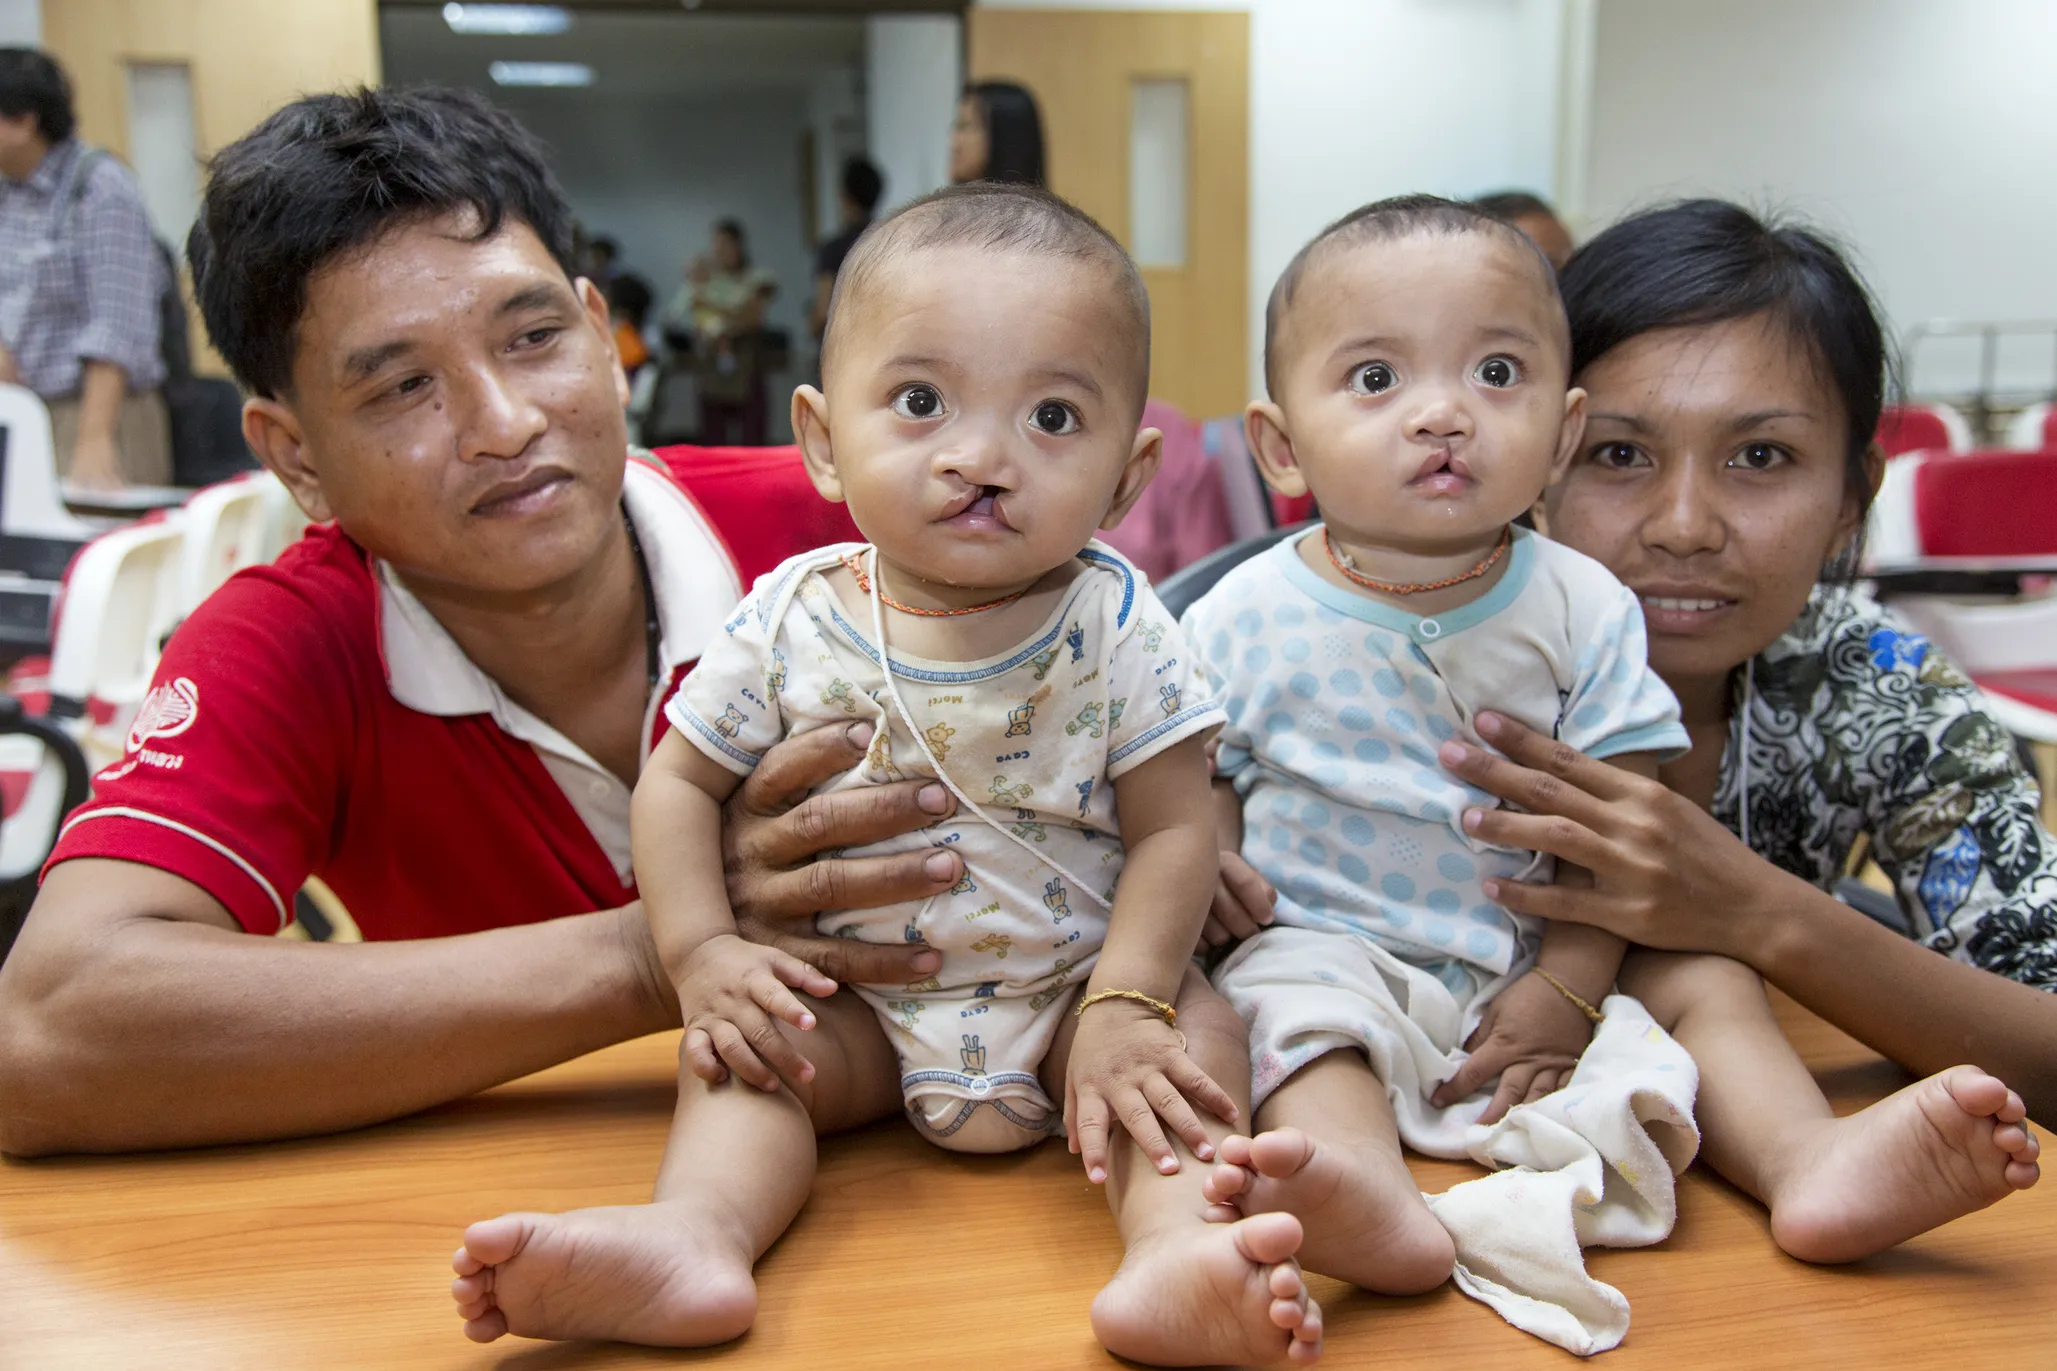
1623, 950, 2039, 1263
450, 988, 902, 1345
1045, 967, 1323, 1367
1203, 1049, 1454, 1294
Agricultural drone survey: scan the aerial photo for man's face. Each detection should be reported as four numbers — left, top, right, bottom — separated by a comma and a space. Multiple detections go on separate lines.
256, 213, 629, 599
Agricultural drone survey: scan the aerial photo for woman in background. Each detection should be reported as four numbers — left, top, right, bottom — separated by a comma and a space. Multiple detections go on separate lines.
949, 81, 1046, 187
666, 219, 777, 446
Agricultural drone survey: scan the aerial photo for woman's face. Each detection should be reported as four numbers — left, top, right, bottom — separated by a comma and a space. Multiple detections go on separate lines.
712, 229, 743, 273
949, 95, 989, 184
1543, 314, 1873, 695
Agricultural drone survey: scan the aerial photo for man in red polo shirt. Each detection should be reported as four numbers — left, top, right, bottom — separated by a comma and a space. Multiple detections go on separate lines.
0, 88, 961, 1156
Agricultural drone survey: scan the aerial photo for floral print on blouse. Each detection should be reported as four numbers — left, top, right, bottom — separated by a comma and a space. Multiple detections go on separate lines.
1713, 586, 2057, 990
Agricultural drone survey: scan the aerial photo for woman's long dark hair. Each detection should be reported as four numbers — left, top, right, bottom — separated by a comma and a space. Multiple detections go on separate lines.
968, 81, 1046, 187
1559, 200, 1889, 566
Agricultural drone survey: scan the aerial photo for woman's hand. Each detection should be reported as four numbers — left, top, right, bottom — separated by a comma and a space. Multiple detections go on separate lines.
721, 723, 961, 984
1437, 711, 1791, 959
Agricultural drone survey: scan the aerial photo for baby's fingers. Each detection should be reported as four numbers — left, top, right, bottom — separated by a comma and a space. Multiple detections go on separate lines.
683, 1027, 728, 1084
1145, 1072, 1216, 1164
768, 951, 838, 1001
1074, 1091, 1112, 1183
1478, 1062, 1537, 1126
1168, 1053, 1241, 1128
1116, 1088, 1179, 1176
705, 1015, 786, 1093
747, 968, 821, 1034
1432, 1038, 1513, 1109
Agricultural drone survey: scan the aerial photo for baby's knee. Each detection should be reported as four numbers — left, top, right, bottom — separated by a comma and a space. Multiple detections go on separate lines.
1173, 970, 1252, 1077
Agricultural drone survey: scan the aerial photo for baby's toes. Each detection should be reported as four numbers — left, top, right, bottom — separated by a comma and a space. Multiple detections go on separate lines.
1202, 1160, 1256, 1206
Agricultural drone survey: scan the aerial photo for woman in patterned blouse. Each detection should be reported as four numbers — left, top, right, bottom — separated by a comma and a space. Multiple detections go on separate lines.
1436, 201, 2050, 1221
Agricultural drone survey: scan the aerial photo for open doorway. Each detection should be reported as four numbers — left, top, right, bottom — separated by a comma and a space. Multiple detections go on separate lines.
380, 3, 936, 446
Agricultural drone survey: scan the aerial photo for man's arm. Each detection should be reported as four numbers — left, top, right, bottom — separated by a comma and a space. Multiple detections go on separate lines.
0, 859, 678, 1157
66, 359, 128, 490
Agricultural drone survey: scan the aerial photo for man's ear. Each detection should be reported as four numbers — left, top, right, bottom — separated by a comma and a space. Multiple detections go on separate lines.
243, 396, 333, 524
1099, 424, 1164, 530
1549, 386, 1589, 484
575, 276, 631, 409
791, 385, 846, 503
1245, 400, 1307, 498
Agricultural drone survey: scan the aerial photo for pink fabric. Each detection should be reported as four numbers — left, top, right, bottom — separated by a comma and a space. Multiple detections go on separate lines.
1100, 400, 1235, 583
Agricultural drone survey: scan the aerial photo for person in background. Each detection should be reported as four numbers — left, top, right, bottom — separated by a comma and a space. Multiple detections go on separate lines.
605, 272, 654, 377
581, 234, 621, 286
0, 48, 168, 491
807, 156, 883, 343
1473, 190, 1575, 271
667, 218, 777, 446
950, 81, 1046, 187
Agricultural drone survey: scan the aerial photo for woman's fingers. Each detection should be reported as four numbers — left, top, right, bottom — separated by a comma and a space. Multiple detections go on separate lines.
1462, 805, 1615, 872
1483, 875, 1617, 930
1473, 712, 1644, 803
1438, 740, 1621, 836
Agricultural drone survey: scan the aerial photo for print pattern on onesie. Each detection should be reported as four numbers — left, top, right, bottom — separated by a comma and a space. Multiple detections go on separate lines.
669, 541, 1224, 1148
1183, 528, 1686, 1004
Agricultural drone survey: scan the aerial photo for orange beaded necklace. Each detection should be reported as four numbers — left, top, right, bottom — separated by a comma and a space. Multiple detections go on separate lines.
1324, 526, 1511, 597
841, 550, 1030, 618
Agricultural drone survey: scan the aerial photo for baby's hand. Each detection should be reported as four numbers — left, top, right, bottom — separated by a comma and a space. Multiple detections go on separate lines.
676, 933, 838, 1092
1065, 999, 1238, 1184
1429, 970, 1597, 1124
1200, 851, 1276, 950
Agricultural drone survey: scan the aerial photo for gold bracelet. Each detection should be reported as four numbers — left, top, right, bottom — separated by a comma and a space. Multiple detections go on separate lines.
1533, 968, 1605, 1024
1075, 988, 1177, 1025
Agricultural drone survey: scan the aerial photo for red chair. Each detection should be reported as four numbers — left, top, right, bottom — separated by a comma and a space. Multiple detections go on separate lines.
1909, 449, 2057, 558
1876, 402, 1972, 457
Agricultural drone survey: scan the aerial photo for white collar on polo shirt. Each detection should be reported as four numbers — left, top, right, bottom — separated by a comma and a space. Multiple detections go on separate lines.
377, 454, 741, 732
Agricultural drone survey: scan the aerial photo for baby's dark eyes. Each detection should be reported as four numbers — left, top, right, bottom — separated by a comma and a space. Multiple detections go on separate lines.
1350, 361, 1397, 395
891, 384, 944, 420
1030, 399, 1080, 436
1475, 356, 1520, 388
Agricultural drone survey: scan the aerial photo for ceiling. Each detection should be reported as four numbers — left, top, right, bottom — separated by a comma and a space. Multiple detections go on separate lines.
380, 6, 872, 98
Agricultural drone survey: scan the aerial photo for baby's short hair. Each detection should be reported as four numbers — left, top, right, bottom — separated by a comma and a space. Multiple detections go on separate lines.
1263, 193, 1560, 397
825, 182, 1152, 411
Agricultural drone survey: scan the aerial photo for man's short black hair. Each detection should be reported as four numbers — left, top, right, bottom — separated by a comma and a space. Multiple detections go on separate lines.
825, 181, 1150, 415
841, 157, 884, 215
189, 86, 577, 399
1263, 193, 1559, 397
0, 48, 75, 144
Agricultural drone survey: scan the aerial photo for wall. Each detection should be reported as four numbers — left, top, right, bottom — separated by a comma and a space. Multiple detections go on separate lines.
1581, 0, 2057, 399
866, 14, 962, 215
0, 0, 38, 46
975, 0, 1567, 404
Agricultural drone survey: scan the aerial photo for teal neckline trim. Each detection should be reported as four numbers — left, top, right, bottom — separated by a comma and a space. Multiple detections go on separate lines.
1274, 525, 1537, 643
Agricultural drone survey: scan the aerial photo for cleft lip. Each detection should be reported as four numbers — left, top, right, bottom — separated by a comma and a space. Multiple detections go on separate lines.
1409, 449, 1472, 483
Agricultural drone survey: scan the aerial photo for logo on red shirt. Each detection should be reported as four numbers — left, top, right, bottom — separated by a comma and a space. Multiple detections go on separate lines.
125, 676, 200, 768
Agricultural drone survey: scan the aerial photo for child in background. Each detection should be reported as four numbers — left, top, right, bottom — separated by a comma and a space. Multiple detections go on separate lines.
1188, 195, 2041, 1296
451, 184, 1323, 1368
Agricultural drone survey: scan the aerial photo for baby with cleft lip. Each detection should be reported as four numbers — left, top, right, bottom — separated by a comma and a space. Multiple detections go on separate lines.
449, 183, 1324, 1367
1184, 195, 2041, 1296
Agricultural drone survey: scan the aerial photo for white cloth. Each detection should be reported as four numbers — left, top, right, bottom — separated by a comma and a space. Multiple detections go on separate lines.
1425, 995, 1700, 1357
1186, 528, 1687, 1003
1216, 926, 1698, 1356
670, 541, 1222, 1151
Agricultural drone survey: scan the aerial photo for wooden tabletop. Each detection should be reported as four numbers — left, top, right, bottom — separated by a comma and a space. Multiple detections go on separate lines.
3, 992, 2050, 1370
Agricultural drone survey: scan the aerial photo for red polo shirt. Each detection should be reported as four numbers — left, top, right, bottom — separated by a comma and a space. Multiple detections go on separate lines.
43, 445, 858, 940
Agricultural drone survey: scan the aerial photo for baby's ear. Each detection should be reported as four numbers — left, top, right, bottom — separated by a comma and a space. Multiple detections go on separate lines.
791, 385, 846, 503
1246, 401, 1308, 498
1100, 423, 1164, 530
1549, 387, 1589, 483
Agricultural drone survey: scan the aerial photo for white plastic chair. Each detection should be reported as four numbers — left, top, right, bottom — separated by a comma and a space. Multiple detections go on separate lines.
177, 472, 276, 612
2007, 402, 2054, 452
258, 474, 314, 562
46, 515, 189, 770
0, 382, 99, 541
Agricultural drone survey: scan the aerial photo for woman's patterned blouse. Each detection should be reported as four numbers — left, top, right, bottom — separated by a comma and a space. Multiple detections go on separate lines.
1712, 587, 2057, 990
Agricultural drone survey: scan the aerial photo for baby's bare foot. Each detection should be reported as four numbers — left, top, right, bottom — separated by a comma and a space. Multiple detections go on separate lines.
1091, 1211, 1322, 1367
1768, 1065, 2041, 1264
449, 1201, 756, 1346
1204, 1127, 1453, 1295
